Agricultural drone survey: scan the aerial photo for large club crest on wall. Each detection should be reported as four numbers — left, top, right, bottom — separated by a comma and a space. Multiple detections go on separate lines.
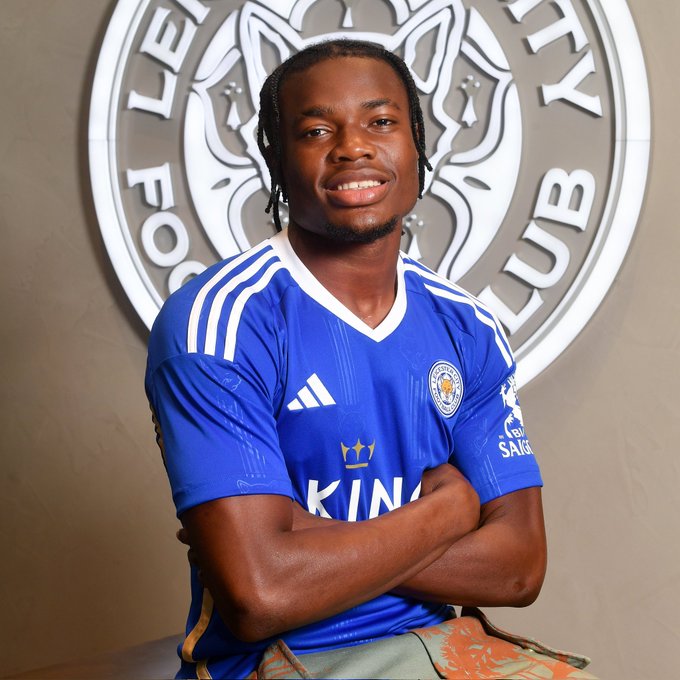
89, 0, 650, 386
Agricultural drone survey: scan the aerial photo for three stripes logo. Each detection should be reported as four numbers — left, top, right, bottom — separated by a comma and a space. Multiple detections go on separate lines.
287, 374, 336, 412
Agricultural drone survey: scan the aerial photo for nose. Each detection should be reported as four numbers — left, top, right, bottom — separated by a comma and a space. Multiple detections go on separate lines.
330, 124, 375, 162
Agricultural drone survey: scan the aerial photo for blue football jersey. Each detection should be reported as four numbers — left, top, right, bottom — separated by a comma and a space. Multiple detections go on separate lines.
146, 229, 543, 679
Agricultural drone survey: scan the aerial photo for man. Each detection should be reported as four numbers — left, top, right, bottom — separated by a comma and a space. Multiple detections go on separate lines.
146, 39, 593, 679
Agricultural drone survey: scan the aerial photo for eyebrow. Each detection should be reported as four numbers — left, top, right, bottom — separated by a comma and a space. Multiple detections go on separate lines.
299, 105, 335, 118
299, 98, 401, 118
361, 98, 401, 110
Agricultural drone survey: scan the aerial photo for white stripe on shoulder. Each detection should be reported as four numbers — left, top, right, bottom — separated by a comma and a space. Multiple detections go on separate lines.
403, 259, 509, 332
187, 241, 272, 353
223, 261, 285, 361
404, 260, 513, 368
203, 252, 280, 356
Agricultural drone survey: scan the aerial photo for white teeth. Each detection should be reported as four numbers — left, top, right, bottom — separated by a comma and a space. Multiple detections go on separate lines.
336, 180, 381, 191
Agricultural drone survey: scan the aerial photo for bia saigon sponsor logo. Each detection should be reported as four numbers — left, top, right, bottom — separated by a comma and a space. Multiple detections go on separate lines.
497, 375, 535, 458
89, 0, 650, 386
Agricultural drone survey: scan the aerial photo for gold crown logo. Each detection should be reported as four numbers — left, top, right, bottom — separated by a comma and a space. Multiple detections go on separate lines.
341, 438, 375, 469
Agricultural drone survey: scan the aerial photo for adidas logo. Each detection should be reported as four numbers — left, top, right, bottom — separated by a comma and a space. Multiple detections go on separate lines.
287, 374, 336, 411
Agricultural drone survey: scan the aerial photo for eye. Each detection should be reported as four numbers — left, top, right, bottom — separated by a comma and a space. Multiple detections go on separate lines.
371, 116, 401, 131
303, 127, 328, 138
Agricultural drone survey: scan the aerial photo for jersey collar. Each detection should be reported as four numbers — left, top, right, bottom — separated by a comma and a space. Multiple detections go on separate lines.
270, 229, 407, 342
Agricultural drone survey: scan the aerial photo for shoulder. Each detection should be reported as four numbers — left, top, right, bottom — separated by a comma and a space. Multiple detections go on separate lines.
148, 237, 292, 370
402, 255, 513, 368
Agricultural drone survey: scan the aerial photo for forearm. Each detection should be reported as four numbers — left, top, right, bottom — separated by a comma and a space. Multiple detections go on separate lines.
393, 523, 545, 606
255, 498, 464, 628
393, 487, 547, 607
290, 510, 542, 608
183, 477, 478, 642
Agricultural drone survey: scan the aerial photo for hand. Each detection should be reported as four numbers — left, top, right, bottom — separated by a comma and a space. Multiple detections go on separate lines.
419, 463, 480, 536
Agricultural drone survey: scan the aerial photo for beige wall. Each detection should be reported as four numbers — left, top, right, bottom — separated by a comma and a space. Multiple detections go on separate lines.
1, 1, 677, 678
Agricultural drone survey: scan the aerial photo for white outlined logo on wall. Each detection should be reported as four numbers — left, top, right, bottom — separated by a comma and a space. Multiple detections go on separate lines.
89, 0, 650, 386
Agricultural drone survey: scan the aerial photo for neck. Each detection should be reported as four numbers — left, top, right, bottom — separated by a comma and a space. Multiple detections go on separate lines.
286, 223, 402, 329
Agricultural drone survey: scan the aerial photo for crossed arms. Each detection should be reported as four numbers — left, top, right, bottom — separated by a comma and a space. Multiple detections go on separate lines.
180, 464, 546, 643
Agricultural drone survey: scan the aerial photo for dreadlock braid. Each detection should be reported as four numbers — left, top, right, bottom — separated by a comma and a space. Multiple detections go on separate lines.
256, 39, 432, 232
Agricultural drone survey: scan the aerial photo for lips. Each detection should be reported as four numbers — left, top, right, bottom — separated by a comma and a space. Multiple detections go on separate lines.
331, 179, 383, 191
325, 172, 390, 207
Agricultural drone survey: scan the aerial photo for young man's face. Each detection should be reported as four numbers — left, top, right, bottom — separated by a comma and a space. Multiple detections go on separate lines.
277, 56, 420, 244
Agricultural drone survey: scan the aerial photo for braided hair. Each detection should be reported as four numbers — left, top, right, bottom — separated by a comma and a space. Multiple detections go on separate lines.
256, 39, 432, 232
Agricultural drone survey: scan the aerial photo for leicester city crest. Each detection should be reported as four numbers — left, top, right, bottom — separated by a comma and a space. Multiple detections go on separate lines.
429, 361, 463, 418
89, 0, 650, 386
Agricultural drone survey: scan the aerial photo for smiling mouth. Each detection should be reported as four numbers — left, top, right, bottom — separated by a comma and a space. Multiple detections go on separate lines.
325, 177, 390, 208
332, 179, 384, 191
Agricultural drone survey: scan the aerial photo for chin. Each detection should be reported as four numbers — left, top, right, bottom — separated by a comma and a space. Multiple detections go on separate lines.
322, 216, 399, 244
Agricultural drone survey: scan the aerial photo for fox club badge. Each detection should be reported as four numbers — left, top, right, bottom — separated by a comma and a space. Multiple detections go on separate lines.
429, 361, 464, 418
89, 0, 650, 386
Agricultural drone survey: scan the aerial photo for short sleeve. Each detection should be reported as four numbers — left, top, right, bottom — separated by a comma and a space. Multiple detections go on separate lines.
147, 352, 294, 517
450, 319, 543, 505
